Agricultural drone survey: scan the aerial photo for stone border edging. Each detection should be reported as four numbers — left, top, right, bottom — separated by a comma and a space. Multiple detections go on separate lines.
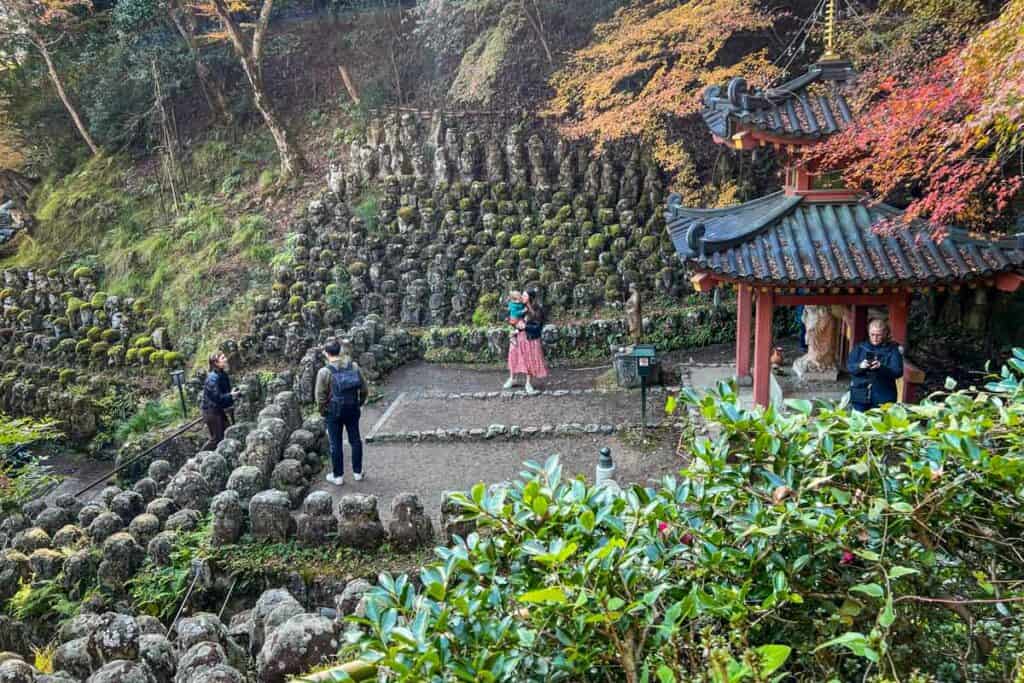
366, 420, 665, 444
407, 385, 681, 401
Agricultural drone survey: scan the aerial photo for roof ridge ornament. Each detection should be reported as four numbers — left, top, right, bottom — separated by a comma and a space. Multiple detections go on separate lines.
821, 0, 841, 62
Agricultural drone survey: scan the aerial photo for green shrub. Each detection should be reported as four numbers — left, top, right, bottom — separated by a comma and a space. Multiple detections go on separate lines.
347, 261, 368, 277
89, 292, 108, 308
56, 339, 77, 355
107, 345, 125, 361
74, 340, 92, 355
587, 234, 606, 251
351, 351, 1024, 682
125, 348, 139, 364
86, 326, 102, 343
472, 293, 501, 326
58, 369, 76, 385
71, 267, 94, 280
130, 523, 210, 620
353, 193, 381, 233
257, 168, 278, 191
131, 335, 152, 348
100, 329, 120, 343
397, 206, 416, 223
90, 341, 110, 357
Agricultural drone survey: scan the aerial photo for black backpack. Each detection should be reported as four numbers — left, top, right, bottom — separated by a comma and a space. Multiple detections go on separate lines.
328, 363, 363, 413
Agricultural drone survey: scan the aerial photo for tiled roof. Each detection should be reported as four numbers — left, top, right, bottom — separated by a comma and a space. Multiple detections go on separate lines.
665, 192, 1024, 288
702, 60, 857, 142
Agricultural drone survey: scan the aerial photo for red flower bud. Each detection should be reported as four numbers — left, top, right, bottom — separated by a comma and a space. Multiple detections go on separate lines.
681, 533, 694, 546
840, 550, 855, 565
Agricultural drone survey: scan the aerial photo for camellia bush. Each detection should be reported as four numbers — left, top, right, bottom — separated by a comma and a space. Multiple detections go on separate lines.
348, 350, 1024, 682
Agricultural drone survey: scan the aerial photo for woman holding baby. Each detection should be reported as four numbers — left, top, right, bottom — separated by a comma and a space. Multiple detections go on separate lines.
504, 287, 549, 394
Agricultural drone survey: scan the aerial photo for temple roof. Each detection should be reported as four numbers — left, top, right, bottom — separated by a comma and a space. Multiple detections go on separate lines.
702, 60, 857, 144
666, 192, 1024, 289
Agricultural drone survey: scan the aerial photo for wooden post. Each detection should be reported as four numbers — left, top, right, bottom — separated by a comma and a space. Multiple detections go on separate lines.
851, 305, 867, 345
888, 294, 910, 402
888, 294, 908, 347
736, 285, 752, 380
753, 289, 774, 407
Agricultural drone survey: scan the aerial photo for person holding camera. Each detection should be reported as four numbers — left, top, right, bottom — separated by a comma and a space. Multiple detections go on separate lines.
201, 352, 240, 450
846, 319, 904, 411
315, 338, 368, 486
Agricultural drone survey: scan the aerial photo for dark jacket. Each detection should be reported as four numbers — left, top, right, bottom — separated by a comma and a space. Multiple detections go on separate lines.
847, 341, 903, 407
201, 369, 234, 413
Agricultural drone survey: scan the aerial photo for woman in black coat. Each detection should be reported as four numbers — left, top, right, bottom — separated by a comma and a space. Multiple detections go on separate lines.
200, 352, 239, 450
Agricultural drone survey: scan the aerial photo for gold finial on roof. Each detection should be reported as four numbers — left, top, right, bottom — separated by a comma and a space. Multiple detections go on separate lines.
822, 0, 841, 61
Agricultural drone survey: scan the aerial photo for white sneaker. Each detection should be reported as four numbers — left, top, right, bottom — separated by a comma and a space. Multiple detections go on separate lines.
353, 471, 364, 481
326, 474, 344, 486
502, 377, 515, 390
525, 382, 538, 395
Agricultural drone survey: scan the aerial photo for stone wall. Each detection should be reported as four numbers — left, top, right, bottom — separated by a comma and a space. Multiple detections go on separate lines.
418, 306, 735, 364
0, 365, 461, 680
0, 266, 182, 433
246, 111, 686, 360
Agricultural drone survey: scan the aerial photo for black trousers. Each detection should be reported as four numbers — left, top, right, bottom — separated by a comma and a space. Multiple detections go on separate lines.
202, 409, 227, 451
325, 407, 363, 477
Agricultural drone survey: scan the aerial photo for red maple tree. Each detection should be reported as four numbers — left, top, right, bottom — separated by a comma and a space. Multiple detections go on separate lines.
806, 0, 1024, 234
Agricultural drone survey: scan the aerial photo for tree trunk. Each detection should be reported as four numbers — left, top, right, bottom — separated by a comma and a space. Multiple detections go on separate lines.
338, 65, 361, 104
167, 1, 234, 125
210, 0, 306, 180
34, 36, 99, 156
521, 0, 553, 65
247, 70, 305, 180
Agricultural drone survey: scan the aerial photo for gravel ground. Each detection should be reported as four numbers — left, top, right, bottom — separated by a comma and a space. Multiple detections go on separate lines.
308, 431, 682, 524
380, 390, 655, 433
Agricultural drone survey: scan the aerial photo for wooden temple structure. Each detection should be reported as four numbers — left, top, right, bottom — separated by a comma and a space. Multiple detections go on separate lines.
665, 35, 1024, 407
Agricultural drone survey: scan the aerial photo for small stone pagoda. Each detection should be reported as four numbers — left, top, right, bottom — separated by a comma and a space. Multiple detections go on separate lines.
665, 27, 1024, 407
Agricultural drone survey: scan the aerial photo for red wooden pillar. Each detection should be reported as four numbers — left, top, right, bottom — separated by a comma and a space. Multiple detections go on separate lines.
888, 293, 911, 401
888, 294, 908, 347
736, 285, 752, 380
753, 288, 775, 407
851, 305, 867, 345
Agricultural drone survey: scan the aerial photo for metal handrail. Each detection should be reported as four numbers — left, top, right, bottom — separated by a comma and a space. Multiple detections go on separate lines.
73, 416, 204, 498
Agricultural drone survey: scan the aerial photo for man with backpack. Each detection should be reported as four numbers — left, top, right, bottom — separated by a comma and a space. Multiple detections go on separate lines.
315, 338, 368, 485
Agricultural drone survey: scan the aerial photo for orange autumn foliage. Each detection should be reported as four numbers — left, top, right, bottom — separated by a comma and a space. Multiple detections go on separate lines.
546, 0, 780, 177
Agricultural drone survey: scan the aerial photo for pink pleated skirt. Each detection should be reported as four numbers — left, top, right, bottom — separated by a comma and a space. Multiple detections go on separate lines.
507, 331, 549, 378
